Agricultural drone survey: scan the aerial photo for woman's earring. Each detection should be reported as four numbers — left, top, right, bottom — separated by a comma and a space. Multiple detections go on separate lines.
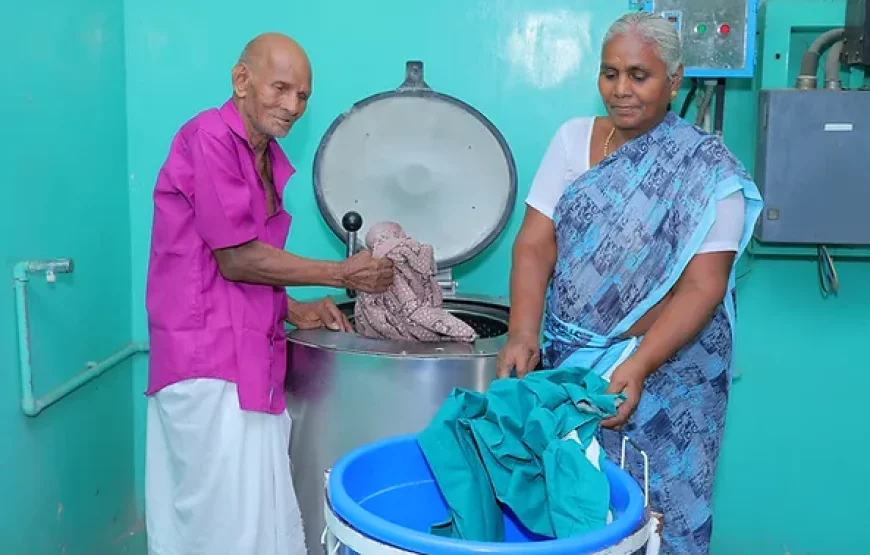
671, 90, 677, 99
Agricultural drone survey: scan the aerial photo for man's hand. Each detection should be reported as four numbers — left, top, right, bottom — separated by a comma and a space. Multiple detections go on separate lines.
286, 297, 352, 332
339, 251, 393, 293
601, 358, 648, 429
495, 331, 540, 379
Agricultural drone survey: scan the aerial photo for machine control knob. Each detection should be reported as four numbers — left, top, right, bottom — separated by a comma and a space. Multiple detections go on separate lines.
341, 211, 364, 299
342, 211, 363, 233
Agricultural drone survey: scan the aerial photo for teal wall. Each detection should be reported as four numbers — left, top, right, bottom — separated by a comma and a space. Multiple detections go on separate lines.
4, 0, 866, 553
0, 0, 142, 553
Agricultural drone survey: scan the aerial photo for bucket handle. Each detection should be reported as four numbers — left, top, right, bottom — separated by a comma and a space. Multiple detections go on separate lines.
619, 436, 649, 507
321, 526, 340, 555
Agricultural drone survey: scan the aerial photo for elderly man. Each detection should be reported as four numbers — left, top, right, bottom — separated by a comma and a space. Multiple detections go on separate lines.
144, 33, 392, 555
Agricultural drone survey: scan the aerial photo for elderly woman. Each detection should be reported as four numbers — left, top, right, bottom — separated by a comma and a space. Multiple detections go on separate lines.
496, 12, 763, 555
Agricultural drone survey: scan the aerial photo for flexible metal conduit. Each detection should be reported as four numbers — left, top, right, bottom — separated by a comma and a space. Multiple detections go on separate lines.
825, 39, 846, 89
795, 27, 845, 89
13, 259, 150, 417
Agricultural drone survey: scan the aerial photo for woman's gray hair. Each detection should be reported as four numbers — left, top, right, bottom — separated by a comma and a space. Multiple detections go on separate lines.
603, 12, 683, 77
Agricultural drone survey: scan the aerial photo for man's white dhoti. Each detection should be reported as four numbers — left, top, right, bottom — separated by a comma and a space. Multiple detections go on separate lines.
145, 378, 306, 555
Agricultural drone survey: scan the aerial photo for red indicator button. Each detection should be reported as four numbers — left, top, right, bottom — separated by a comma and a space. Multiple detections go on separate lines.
718, 23, 731, 35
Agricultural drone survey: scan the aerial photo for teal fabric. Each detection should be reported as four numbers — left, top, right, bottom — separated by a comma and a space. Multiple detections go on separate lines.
417, 368, 625, 542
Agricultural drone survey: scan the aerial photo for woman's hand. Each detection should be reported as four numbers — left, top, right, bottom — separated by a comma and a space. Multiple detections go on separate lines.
496, 331, 540, 379
286, 296, 353, 332
601, 358, 648, 429
601, 251, 735, 430
498, 208, 557, 380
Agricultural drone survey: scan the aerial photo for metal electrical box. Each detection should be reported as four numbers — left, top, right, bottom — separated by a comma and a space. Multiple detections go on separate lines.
844, 0, 870, 65
633, 0, 758, 78
754, 89, 870, 246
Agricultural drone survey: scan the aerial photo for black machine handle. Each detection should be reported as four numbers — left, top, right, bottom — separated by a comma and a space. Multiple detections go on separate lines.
342, 211, 363, 298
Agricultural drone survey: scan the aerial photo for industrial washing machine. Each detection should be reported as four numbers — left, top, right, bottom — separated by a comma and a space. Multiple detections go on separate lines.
285, 60, 518, 553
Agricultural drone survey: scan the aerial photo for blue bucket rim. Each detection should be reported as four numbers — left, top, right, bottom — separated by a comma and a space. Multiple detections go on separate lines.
327, 434, 647, 555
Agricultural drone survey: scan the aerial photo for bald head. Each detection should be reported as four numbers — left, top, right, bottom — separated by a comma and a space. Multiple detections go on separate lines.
238, 32, 310, 73
231, 33, 312, 145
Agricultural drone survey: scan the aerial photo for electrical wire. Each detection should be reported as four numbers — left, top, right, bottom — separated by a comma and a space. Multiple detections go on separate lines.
713, 78, 726, 136
736, 245, 755, 281
817, 245, 839, 297
679, 78, 698, 118
694, 81, 716, 128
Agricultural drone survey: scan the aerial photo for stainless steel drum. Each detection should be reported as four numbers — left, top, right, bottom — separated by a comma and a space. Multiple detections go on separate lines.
285, 60, 517, 554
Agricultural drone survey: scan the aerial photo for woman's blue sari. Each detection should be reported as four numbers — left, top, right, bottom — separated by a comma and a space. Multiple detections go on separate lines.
542, 112, 763, 554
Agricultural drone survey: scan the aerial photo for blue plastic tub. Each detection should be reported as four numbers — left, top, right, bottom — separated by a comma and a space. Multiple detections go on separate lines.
326, 434, 647, 554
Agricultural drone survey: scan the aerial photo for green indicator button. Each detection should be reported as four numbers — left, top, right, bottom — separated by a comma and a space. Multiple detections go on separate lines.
695, 23, 707, 34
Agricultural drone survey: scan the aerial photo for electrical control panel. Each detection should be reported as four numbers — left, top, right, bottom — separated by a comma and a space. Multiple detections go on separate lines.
631, 0, 758, 78
754, 89, 870, 246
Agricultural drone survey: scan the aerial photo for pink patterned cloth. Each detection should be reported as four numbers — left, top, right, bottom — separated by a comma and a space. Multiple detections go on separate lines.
354, 222, 478, 343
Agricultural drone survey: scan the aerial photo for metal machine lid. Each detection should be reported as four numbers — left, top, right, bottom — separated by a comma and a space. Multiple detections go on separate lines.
312, 61, 518, 270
